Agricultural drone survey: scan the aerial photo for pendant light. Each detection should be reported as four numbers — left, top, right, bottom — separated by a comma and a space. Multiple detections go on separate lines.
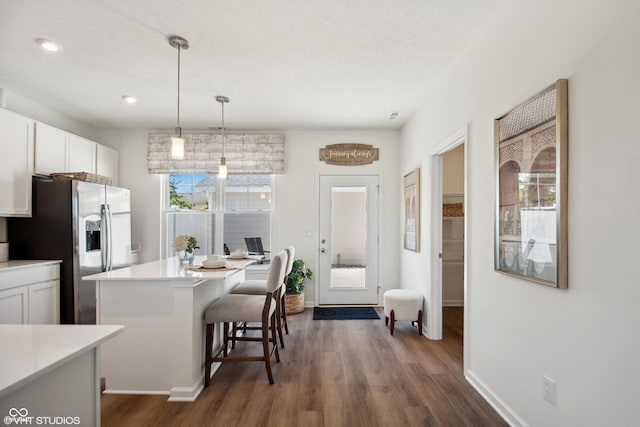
216, 95, 229, 179
168, 35, 189, 159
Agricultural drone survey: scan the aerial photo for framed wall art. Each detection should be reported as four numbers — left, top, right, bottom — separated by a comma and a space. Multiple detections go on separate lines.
403, 168, 420, 252
495, 79, 568, 288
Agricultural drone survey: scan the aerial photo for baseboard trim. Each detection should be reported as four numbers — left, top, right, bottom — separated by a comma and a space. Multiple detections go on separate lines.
465, 369, 527, 427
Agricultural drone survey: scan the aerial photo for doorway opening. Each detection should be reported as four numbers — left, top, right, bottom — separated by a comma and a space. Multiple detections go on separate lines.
427, 125, 468, 349
441, 146, 465, 311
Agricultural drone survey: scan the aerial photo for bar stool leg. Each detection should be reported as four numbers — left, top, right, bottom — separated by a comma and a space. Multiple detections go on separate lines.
281, 292, 289, 334
204, 323, 213, 387
223, 322, 229, 356
389, 309, 395, 336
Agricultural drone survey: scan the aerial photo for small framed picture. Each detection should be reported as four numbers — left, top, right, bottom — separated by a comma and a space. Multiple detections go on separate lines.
403, 168, 420, 252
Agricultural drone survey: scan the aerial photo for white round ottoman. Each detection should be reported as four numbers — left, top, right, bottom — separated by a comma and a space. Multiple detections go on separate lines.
383, 289, 423, 336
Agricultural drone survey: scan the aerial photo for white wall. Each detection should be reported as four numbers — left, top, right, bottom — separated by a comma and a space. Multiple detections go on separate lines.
400, 0, 640, 426
99, 129, 401, 305
0, 84, 99, 141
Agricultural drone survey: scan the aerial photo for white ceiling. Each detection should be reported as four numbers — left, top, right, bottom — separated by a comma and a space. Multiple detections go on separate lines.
0, 0, 504, 131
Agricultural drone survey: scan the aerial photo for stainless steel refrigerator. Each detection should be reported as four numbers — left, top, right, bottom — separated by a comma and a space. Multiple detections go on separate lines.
8, 177, 132, 324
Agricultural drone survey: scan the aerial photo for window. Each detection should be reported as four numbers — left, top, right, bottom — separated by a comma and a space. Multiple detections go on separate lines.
224, 175, 273, 212
169, 173, 216, 211
165, 174, 273, 258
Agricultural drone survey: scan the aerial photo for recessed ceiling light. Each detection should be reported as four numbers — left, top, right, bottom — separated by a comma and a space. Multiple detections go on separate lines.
36, 38, 60, 52
121, 95, 138, 104
388, 112, 400, 120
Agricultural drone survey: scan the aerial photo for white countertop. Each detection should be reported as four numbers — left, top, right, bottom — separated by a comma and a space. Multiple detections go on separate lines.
0, 324, 123, 398
83, 256, 258, 282
0, 260, 61, 272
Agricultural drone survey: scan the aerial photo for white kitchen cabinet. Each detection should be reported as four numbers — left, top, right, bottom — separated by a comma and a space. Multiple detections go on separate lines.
0, 108, 34, 217
0, 261, 60, 324
97, 143, 119, 185
34, 121, 68, 175
28, 280, 59, 324
68, 134, 96, 173
0, 286, 27, 323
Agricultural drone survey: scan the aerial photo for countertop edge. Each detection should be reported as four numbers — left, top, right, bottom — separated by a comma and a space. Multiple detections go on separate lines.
0, 260, 62, 272
0, 324, 124, 398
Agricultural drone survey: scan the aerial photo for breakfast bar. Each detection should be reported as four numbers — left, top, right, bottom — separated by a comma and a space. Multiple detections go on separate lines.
84, 255, 256, 401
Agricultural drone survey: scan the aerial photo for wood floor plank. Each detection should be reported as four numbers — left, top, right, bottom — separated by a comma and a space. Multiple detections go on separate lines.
101, 307, 506, 427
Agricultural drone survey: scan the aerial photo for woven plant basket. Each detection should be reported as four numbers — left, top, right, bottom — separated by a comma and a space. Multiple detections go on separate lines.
285, 293, 304, 314
51, 172, 113, 186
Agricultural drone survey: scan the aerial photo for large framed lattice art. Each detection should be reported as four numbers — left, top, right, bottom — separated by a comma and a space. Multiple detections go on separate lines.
495, 79, 568, 288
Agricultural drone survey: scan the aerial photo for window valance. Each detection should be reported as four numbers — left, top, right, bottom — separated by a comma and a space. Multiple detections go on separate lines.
147, 132, 285, 174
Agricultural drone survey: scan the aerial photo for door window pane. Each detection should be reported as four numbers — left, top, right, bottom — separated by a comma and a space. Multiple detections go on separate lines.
330, 186, 366, 289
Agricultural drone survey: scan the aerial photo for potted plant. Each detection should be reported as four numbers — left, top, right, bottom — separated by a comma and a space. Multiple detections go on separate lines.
285, 259, 313, 314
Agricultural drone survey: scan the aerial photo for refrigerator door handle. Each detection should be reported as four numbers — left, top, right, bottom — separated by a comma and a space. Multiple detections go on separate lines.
105, 204, 113, 271
100, 204, 108, 271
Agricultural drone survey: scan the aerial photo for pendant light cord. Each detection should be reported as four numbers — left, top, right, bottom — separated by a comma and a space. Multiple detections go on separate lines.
176, 44, 181, 131
221, 99, 225, 157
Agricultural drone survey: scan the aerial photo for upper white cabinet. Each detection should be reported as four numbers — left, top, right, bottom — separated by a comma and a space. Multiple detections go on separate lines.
33, 120, 118, 184
34, 121, 68, 175
96, 143, 118, 186
68, 134, 96, 173
0, 108, 34, 217
35, 122, 97, 175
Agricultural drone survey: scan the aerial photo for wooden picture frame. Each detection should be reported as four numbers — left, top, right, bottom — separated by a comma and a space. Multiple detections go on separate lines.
403, 168, 420, 252
495, 79, 568, 288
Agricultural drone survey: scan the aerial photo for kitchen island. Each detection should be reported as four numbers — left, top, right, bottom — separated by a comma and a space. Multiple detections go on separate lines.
84, 256, 257, 401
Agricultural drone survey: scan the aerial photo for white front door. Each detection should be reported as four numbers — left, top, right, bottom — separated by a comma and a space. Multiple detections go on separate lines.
318, 175, 379, 305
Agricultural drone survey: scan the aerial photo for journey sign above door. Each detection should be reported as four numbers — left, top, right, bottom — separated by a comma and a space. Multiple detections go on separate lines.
319, 144, 379, 166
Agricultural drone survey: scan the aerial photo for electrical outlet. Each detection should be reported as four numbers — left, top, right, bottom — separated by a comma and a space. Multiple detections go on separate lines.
542, 374, 557, 405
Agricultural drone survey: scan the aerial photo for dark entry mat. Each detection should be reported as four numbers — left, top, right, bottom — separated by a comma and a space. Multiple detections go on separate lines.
313, 307, 380, 320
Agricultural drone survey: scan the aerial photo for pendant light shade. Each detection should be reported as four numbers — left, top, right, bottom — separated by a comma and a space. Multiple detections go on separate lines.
216, 95, 230, 179
218, 157, 228, 179
169, 35, 189, 159
171, 135, 184, 159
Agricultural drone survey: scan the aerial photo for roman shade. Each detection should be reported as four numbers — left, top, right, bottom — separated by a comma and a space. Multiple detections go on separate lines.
147, 132, 285, 174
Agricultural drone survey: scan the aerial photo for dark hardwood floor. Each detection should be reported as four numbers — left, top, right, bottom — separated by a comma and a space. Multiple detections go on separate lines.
101, 307, 506, 426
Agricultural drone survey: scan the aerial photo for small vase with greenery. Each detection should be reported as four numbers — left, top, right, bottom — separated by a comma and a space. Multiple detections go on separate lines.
285, 259, 313, 314
172, 235, 199, 265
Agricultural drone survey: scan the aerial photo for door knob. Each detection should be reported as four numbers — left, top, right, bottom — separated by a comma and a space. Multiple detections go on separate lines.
320, 248, 326, 253
321, 239, 326, 244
